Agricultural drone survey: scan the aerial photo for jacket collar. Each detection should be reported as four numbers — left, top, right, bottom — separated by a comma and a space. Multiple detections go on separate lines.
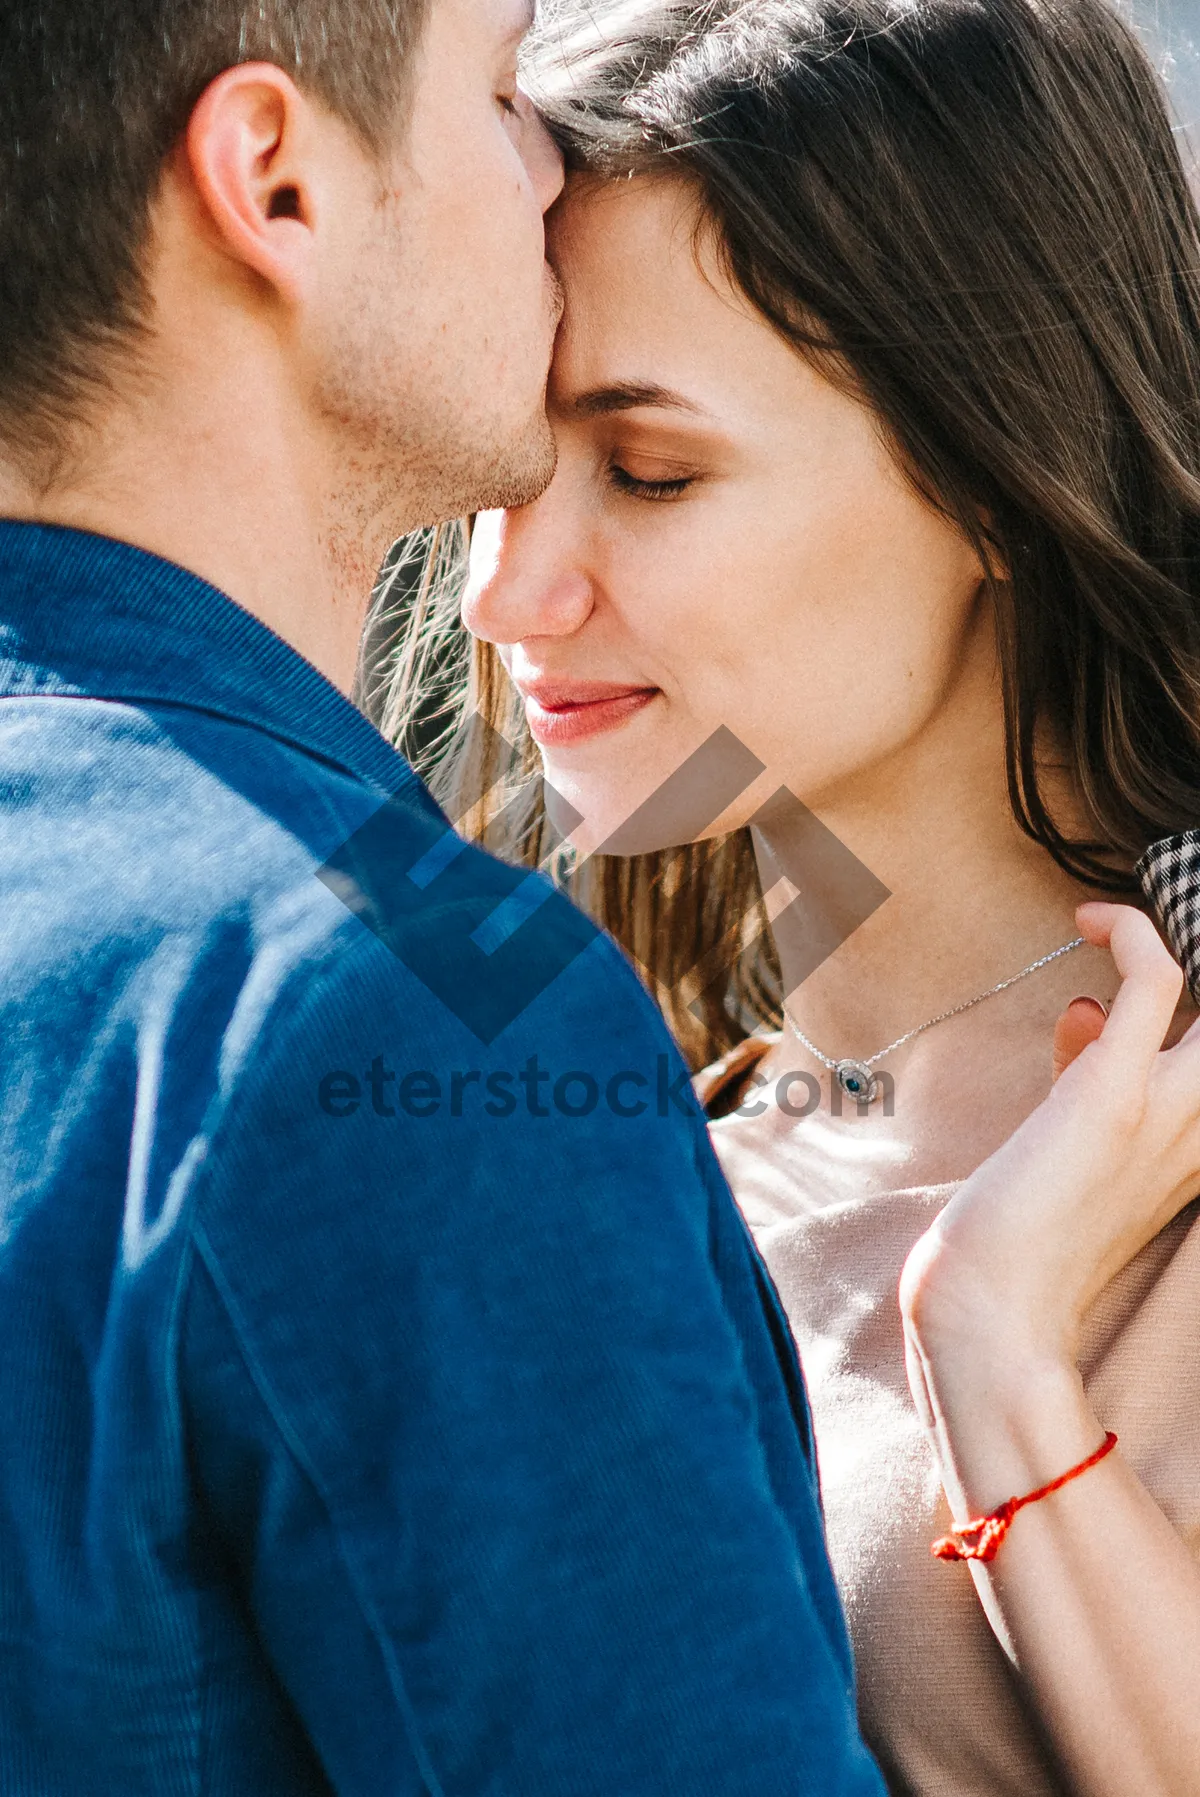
0, 520, 415, 798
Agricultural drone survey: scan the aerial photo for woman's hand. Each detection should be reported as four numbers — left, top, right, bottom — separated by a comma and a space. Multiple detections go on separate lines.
899, 902, 1200, 1797
900, 901, 1200, 1373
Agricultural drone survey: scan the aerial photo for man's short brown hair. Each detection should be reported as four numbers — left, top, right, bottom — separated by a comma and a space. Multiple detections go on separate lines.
0, 1, 429, 466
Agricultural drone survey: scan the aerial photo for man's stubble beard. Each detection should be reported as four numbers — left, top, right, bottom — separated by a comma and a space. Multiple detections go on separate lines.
314, 246, 561, 549
412, 396, 558, 526
318, 369, 558, 547
384, 269, 563, 527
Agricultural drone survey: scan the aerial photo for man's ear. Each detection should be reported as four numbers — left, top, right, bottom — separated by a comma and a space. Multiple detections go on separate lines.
184, 63, 324, 307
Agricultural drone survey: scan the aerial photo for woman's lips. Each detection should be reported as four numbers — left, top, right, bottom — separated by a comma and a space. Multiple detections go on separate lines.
519, 682, 660, 747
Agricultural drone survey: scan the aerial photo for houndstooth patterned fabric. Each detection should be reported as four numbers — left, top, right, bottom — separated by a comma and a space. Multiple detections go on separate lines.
1135, 831, 1200, 1005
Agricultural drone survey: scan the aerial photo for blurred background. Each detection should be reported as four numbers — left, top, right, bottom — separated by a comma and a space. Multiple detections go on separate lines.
1129, 0, 1200, 152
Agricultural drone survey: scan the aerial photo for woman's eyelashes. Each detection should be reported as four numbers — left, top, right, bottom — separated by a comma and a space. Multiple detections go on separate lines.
606, 461, 696, 502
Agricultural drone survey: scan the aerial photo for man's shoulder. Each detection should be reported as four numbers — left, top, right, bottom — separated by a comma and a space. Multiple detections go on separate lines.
0, 684, 676, 1095
0, 688, 417, 925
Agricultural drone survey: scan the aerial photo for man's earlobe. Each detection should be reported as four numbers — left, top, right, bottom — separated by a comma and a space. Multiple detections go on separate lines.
184, 63, 316, 305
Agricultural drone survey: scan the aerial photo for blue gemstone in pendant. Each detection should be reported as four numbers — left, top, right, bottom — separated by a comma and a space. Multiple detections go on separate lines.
834, 1059, 880, 1105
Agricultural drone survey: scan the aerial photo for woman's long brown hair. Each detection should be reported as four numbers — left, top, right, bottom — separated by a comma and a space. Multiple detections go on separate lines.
382, 0, 1200, 1069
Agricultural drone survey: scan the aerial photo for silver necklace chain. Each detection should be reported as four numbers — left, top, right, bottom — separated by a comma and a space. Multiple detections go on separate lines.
782, 935, 1086, 1104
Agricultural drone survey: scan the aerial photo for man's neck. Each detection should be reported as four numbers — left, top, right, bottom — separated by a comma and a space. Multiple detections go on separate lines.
0, 380, 386, 696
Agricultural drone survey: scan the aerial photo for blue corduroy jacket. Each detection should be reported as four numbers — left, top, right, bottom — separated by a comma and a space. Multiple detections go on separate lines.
0, 521, 883, 1797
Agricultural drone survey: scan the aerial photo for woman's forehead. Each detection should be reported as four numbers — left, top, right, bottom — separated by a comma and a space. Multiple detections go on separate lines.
547, 175, 790, 408
549, 172, 706, 291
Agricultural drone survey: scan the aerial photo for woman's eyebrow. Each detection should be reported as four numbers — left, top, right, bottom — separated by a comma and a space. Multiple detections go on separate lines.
568, 381, 709, 419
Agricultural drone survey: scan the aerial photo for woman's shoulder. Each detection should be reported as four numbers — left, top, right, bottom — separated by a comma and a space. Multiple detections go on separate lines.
693, 1033, 781, 1120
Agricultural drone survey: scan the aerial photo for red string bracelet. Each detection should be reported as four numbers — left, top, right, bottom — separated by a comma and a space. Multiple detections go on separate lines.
931, 1430, 1118, 1564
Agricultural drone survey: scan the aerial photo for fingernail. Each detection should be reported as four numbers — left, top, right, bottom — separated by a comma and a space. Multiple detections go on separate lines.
1068, 994, 1109, 1017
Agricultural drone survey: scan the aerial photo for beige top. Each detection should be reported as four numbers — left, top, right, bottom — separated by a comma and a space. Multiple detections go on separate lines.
698, 1035, 1200, 1797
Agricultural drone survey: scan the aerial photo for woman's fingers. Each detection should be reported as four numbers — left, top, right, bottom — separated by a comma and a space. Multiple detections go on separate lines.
1051, 996, 1108, 1083
1075, 902, 1182, 1081
1073, 905, 1200, 1169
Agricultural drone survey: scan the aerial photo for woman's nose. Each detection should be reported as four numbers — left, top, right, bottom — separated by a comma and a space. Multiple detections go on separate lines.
463, 506, 594, 646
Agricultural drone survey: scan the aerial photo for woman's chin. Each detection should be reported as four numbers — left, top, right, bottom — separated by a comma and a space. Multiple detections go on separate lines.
541, 768, 649, 858
535, 750, 669, 857
535, 699, 745, 856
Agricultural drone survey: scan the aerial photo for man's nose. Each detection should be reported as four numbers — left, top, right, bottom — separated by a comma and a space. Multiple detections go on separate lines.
517, 91, 565, 214
463, 506, 593, 646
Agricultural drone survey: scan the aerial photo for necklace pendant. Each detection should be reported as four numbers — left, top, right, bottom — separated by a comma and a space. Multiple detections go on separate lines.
834, 1059, 880, 1105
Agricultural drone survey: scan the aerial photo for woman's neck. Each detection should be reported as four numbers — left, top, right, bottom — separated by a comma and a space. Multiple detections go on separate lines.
756, 779, 1102, 1056
748, 669, 1121, 1186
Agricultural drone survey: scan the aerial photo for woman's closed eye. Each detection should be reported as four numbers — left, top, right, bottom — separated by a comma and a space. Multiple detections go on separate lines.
607, 461, 696, 502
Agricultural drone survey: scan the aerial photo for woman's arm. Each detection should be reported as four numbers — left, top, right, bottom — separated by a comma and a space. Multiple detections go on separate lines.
907, 1328, 1200, 1795
902, 902, 1200, 1797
